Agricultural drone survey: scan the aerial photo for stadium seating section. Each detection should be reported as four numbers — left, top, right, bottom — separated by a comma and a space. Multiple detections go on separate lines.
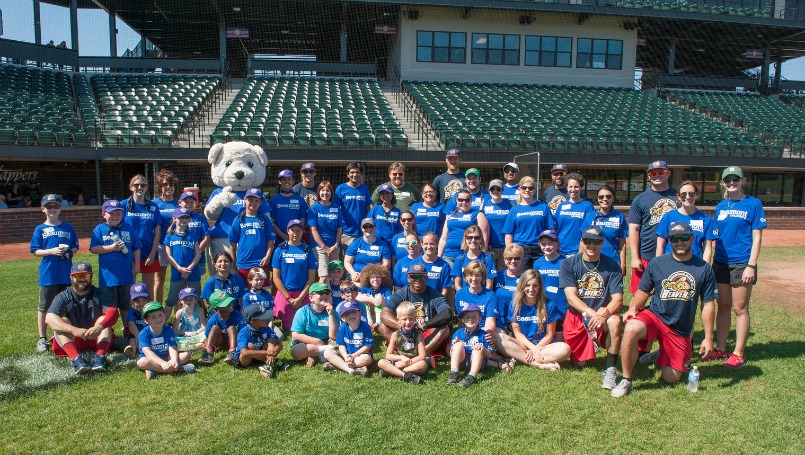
405, 81, 783, 157
663, 90, 805, 154
92, 74, 219, 147
210, 77, 408, 149
507, 0, 772, 18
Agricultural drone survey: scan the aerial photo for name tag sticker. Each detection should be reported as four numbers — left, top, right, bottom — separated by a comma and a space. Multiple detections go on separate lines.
546, 286, 558, 293
370, 245, 379, 251
286, 257, 295, 264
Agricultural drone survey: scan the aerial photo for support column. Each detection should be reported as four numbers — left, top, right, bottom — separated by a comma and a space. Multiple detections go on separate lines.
667, 40, 676, 75
219, 21, 227, 74
109, 9, 117, 57
773, 55, 782, 93
760, 45, 771, 92
70, 0, 79, 51
33, 0, 42, 45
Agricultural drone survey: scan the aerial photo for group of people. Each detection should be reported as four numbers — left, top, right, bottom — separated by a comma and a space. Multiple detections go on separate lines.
30, 150, 765, 394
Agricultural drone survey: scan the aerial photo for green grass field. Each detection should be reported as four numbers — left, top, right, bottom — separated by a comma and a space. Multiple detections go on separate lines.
1, 248, 803, 454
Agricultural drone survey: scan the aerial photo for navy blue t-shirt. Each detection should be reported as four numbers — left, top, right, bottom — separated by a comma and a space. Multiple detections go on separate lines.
627, 188, 678, 260
559, 253, 623, 313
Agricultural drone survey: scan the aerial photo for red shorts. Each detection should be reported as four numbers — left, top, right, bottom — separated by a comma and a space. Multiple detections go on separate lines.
563, 310, 608, 363
424, 326, 450, 357
140, 258, 161, 274
51, 333, 116, 357
634, 310, 691, 372
629, 258, 650, 295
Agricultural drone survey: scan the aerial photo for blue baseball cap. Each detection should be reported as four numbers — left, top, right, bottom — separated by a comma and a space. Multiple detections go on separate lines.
458, 303, 483, 318
130, 283, 149, 300
179, 191, 197, 201
551, 164, 568, 173
668, 222, 693, 237
378, 184, 394, 194
244, 188, 264, 200
278, 169, 293, 179
538, 229, 558, 241
445, 148, 461, 157
647, 160, 668, 171
70, 261, 92, 275
178, 287, 198, 300
41, 194, 62, 206
301, 162, 316, 171
581, 225, 604, 241
243, 303, 273, 322
101, 199, 122, 212
337, 300, 361, 317
173, 207, 192, 218
287, 219, 304, 229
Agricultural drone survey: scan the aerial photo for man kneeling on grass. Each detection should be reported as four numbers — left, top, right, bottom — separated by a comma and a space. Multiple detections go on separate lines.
46, 262, 117, 375
235, 304, 286, 379
136, 301, 195, 379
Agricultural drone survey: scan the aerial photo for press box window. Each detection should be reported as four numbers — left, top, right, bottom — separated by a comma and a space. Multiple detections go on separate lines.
525, 36, 572, 67
576, 38, 623, 70
471, 33, 519, 65
417, 31, 466, 63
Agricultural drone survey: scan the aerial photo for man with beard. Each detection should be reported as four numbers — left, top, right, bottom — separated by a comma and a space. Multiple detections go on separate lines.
543, 163, 569, 215
371, 162, 421, 210
293, 162, 319, 207
433, 148, 465, 203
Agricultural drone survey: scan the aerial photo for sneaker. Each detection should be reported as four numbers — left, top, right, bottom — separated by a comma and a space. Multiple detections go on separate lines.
601, 367, 618, 390
91, 354, 108, 373
723, 353, 746, 368
259, 365, 274, 379
72, 356, 91, 375
701, 348, 729, 361
353, 366, 370, 377
223, 351, 236, 365
198, 351, 215, 365
403, 372, 422, 384
274, 360, 289, 372
446, 370, 460, 385
322, 361, 336, 372
36, 337, 49, 353
379, 369, 390, 378
611, 379, 633, 398
459, 374, 477, 388
123, 345, 136, 359
144, 369, 157, 380
305, 356, 318, 368
426, 355, 437, 369
181, 364, 196, 374
639, 350, 660, 366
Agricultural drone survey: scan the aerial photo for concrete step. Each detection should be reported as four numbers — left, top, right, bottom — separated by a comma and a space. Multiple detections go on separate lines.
380, 85, 442, 152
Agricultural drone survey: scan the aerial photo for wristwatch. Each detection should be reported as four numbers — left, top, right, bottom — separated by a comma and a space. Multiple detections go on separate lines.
747, 264, 757, 269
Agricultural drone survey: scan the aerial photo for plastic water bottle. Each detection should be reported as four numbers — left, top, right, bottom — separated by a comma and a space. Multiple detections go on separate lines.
582, 313, 596, 339
108, 231, 128, 254
687, 366, 700, 393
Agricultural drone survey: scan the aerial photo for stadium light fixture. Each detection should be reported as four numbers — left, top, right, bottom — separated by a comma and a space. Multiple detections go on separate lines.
519, 15, 536, 25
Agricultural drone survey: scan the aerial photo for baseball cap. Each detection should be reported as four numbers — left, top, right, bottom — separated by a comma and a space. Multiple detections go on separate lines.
337, 300, 361, 316
445, 148, 461, 157
309, 282, 331, 294
41, 194, 62, 206
668, 221, 693, 237
101, 200, 123, 213
503, 162, 519, 172
377, 184, 394, 194
328, 260, 344, 271
141, 301, 164, 319
70, 261, 92, 275
361, 217, 375, 227
286, 219, 304, 229
647, 160, 668, 171
178, 287, 198, 300
581, 225, 604, 241
209, 291, 235, 309
278, 169, 294, 179
551, 164, 568, 173
243, 303, 273, 323
179, 191, 197, 201
465, 168, 480, 178
721, 166, 744, 180
301, 162, 316, 171
129, 283, 149, 300
244, 187, 264, 200
488, 179, 504, 191
538, 229, 559, 241
458, 303, 482, 318
173, 207, 192, 218
407, 262, 427, 275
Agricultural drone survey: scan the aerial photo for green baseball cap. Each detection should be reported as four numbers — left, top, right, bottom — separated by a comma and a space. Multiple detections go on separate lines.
209, 290, 235, 309
465, 168, 480, 178
142, 301, 164, 319
309, 282, 331, 294
327, 260, 344, 271
721, 166, 744, 180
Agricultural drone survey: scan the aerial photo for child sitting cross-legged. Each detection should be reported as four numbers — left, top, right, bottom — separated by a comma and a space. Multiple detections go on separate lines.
447, 303, 493, 388
377, 301, 427, 384
235, 304, 286, 379
323, 300, 374, 376
136, 301, 195, 379
198, 291, 245, 365
123, 283, 150, 359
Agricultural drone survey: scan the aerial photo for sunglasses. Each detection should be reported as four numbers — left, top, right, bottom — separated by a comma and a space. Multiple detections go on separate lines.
648, 169, 668, 177
340, 286, 359, 293
597, 194, 613, 200
408, 274, 426, 280
400, 218, 414, 223
45, 204, 61, 210
404, 240, 418, 246
520, 186, 535, 191
490, 187, 502, 192
679, 191, 697, 198
313, 290, 332, 296
669, 235, 692, 243
457, 198, 470, 203
160, 182, 175, 187
582, 239, 603, 246
505, 257, 522, 261
362, 225, 375, 229
132, 183, 148, 188
504, 168, 517, 173
302, 170, 316, 174
466, 235, 481, 241
71, 273, 92, 280
723, 176, 742, 184
552, 172, 566, 177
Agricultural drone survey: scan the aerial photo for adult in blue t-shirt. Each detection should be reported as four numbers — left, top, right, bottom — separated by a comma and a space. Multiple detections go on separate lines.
481, 182, 513, 270
269, 171, 309, 242
439, 189, 489, 265
344, 219, 392, 281
503, 176, 555, 267
334, 162, 371, 244
580, 185, 628, 272
553, 173, 594, 256
411, 184, 445, 237
367, 185, 402, 248
655, 182, 716, 261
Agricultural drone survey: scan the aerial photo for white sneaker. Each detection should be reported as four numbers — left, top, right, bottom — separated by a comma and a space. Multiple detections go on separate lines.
601, 366, 618, 389
611, 379, 633, 398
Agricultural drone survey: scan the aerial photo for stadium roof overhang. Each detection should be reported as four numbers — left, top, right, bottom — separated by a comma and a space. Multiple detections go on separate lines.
43, 0, 805, 77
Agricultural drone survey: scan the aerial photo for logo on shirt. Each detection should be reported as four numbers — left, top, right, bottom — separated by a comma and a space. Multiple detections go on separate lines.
576, 271, 605, 299
303, 194, 318, 207
660, 271, 696, 301
548, 195, 567, 214
414, 302, 426, 326
443, 179, 465, 201
649, 198, 677, 225
717, 210, 748, 221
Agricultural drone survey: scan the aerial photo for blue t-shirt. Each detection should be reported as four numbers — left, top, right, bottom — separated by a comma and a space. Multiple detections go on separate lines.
555, 200, 595, 255
121, 198, 160, 258
493, 271, 521, 324
714, 196, 766, 264
390, 233, 413, 260
393, 255, 417, 288
138, 324, 177, 359
481, 196, 513, 248
411, 257, 453, 291
359, 286, 393, 308
30, 222, 79, 286
581, 209, 628, 265
308, 202, 345, 246
164, 231, 201, 282
336, 320, 375, 354
271, 242, 317, 291
334, 183, 370, 237
235, 324, 279, 361
638, 253, 718, 336
291, 304, 332, 340
627, 188, 678, 260
367, 204, 401, 247
442, 209, 480, 259
228, 213, 276, 269
207, 187, 271, 238
656, 210, 717, 259
558, 253, 623, 313
186, 212, 211, 263
90, 222, 141, 288
127, 307, 147, 332
509, 300, 563, 343
452, 326, 492, 357
543, 187, 569, 215
205, 310, 245, 336
443, 189, 487, 214
454, 286, 497, 330
534, 255, 568, 316
242, 290, 274, 311
345, 237, 391, 272
503, 202, 555, 246
201, 274, 247, 311
502, 183, 519, 203
153, 197, 179, 243
411, 202, 445, 237
450, 252, 498, 287
330, 283, 343, 306
268, 193, 308, 238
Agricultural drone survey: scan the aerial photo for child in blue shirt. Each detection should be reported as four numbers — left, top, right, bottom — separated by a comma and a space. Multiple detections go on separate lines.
164, 207, 203, 315
198, 291, 245, 365
326, 260, 346, 305
30, 194, 79, 353
89, 199, 142, 328
123, 283, 150, 359
173, 287, 207, 351
136, 302, 195, 379
355, 263, 393, 329
242, 267, 280, 339
178, 190, 211, 275
229, 187, 276, 283
235, 304, 286, 379
201, 252, 248, 312
323, 301, 374, 376
448, 304, 493, 388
